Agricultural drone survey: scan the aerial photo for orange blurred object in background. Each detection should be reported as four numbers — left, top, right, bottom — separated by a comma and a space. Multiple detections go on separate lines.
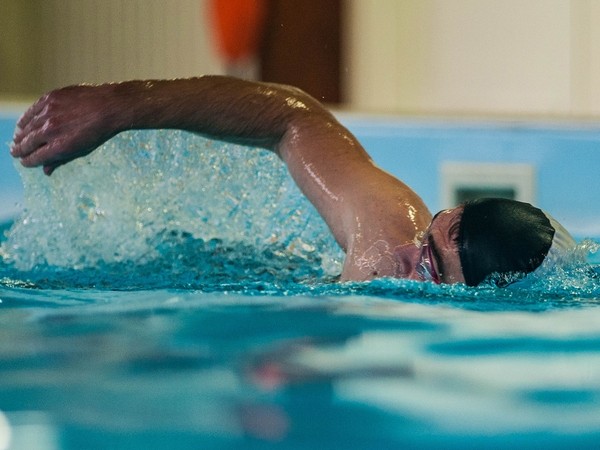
208, 0, 267, 64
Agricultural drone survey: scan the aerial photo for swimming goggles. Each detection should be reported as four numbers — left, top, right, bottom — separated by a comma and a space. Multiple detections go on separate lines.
416, 236, 441, 284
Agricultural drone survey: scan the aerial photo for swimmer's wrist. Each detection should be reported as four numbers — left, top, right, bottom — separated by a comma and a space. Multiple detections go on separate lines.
109, 78, 209, 131
108, 80, 163, 132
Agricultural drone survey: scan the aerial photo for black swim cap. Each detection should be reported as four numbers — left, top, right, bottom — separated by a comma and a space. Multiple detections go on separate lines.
458, 198, 555, 286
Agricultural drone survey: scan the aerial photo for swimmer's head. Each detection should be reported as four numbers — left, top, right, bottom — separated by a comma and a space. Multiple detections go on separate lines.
456, 198, 575, 286
417, 198, 577, 286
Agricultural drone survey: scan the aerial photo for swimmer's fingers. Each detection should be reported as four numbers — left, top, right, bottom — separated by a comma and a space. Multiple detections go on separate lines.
17, 138, 66, 168
12, 86, 71, 151
11, 85, 104, 155
11, 95, 63, 158
11, 85, 119, 173
11, 117, 56, 160
16, 91, 50, 128
18, 136, 96, 173
43, 161, 63, 176
13, 93, 49, 144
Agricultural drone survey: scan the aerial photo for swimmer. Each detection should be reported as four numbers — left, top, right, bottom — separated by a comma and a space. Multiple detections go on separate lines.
9, 76, 574, 285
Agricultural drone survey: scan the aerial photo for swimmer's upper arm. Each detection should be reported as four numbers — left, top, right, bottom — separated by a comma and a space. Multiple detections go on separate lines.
275, 111, 431, 267
275, 113, 376, 251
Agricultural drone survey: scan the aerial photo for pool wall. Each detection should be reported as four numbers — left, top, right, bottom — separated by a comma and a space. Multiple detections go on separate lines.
0, 105, 27, 222
339, 113, 600, 239
1, 107, 599, 238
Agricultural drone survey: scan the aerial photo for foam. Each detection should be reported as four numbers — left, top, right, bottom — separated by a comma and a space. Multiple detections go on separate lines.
0, 130, 343, 275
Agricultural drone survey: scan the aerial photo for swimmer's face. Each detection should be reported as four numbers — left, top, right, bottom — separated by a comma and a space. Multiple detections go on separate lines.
415, 207, 465, 284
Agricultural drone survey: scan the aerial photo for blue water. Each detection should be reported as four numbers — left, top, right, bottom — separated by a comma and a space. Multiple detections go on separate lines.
1, 131, 600, 449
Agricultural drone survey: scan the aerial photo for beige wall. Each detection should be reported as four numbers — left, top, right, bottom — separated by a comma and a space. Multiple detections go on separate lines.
2, 0, 600, 117
0, 1, 42, 97
0, 0, 223, 97
345, 0, 600, 117
38, 0, 224, 92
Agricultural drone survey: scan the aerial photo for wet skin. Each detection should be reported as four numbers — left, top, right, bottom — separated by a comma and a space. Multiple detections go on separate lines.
11, 76, 466, 285
417, 207, 466, 284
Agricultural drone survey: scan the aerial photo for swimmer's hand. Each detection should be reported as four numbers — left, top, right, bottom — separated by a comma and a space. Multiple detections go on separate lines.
10, 85, 121, 176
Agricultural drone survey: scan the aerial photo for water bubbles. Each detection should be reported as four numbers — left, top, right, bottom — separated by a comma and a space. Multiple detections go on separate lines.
0, 130, 343, 278
582, 238, 600, 263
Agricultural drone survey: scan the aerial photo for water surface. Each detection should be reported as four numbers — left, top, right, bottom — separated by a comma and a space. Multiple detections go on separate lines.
1, 132, 599, 449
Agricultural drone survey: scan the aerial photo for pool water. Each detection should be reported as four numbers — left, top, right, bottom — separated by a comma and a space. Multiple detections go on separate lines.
1, 132, 599, 449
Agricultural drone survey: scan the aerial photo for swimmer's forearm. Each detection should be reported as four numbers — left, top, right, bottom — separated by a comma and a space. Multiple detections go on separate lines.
113, 76, 334, 152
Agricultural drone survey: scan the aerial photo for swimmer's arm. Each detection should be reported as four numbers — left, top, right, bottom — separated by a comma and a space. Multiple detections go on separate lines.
12, 76, 336, 172
11, 76, 429, 262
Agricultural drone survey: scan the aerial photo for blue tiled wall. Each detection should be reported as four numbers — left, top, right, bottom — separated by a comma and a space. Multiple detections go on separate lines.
339, 114, 600, 239
1, 111, 599, 238
0, 112, 24, 221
